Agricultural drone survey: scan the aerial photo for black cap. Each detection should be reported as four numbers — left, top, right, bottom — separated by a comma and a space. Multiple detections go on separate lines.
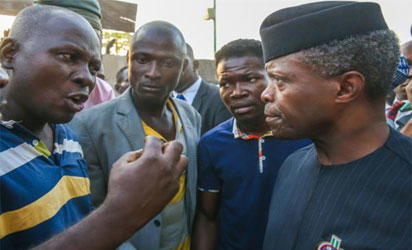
260, 1, 388, 63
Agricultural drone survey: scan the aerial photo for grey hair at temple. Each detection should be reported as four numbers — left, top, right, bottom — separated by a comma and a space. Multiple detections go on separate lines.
297, 30, 400, 100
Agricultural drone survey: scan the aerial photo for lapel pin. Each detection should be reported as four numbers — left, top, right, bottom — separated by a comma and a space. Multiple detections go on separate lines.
317, 234, 344, 250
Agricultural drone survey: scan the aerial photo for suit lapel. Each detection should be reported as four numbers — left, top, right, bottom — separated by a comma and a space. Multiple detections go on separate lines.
172, 99, 197, 228
192, 81, 206, 110
115, 90, 145, 151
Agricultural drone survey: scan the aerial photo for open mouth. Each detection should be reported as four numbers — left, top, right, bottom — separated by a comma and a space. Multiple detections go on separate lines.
65, 92, 89, 112
67, 93, 89, 104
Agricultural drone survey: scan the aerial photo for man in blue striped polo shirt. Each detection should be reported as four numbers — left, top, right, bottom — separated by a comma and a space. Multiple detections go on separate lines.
0, 6, 186, 249
260, 1, 412, 249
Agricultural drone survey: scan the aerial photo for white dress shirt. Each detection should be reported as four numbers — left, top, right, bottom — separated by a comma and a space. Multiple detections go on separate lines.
173, 77, 202, 105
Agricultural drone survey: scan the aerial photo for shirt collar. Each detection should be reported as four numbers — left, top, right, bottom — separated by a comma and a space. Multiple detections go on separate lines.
232, 118, 273, 140
0, 120, 19, 129
173, 76, 202, 105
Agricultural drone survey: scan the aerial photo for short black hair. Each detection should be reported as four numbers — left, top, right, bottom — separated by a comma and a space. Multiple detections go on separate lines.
185, 43, 194, 59
215, 39, 263, 66
9, 5, 92, 43
116, 66, 128, 81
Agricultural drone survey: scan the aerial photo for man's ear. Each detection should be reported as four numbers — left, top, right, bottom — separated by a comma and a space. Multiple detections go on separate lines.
335, 71, 365, 103
0, 38, 18, 70
193, 59, 199, 71
182, 57, 189, 72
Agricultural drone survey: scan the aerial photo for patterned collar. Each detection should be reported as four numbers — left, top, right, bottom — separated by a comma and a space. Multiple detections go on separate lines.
232, 119, 273, 140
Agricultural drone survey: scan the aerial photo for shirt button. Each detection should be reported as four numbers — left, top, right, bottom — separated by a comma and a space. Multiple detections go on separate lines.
32, 140, 39, 146
262, 156, 266, 160
154, 219, 161, 227
260, 138, 265, 143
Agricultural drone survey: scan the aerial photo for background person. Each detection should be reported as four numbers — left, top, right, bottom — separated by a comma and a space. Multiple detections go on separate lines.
174, 43, 231, 134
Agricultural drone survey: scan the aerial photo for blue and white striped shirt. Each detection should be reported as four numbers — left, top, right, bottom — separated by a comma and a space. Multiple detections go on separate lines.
0, 121, 92, 249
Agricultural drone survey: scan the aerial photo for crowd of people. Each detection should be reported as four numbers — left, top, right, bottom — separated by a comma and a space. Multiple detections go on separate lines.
0, 0, 411, 250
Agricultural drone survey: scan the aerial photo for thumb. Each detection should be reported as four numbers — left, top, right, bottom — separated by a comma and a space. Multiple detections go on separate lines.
172, 155, 188, 180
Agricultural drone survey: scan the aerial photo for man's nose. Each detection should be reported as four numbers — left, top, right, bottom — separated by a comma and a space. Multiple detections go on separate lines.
72, 64, 95, 91
145, 61, 161, 80
230, 82, 246, 98
261, 82, 276, 103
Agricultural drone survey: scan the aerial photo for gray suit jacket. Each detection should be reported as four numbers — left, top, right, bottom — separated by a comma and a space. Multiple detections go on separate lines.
192, 80, 231, 134
69, 89, 201, 249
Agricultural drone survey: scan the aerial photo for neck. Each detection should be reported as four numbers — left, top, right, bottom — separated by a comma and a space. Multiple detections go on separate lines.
2, 97, 47, 135
132, 91, 168, 118
313, 102, 389, 166
237, 116, 269, 136
177, 75, 198, 93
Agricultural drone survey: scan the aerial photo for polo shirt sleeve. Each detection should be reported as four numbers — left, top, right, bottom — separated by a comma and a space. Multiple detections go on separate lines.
197, 138, 221, 193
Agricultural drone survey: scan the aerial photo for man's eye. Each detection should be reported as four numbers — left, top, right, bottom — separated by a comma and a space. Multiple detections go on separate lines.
136, 57, 147, 64
249, 77, 258, 83
219, 81, 229, 88
164, 59, 176, 68
58, 53, 75, 61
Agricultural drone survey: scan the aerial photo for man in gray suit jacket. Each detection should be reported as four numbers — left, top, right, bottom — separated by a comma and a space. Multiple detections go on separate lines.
70, 21, 201, 250
174, 43, 231, 134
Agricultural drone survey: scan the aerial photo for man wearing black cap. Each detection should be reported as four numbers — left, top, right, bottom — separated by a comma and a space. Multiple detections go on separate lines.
259, 1, 411, 249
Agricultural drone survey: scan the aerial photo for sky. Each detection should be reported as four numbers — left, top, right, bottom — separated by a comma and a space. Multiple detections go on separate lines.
132, 0, 411, 59
0, 0, 411, 59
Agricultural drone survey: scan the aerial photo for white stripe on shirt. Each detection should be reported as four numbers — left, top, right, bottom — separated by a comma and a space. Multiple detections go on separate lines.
53, 139, 83, 157
0, 142, 42, 177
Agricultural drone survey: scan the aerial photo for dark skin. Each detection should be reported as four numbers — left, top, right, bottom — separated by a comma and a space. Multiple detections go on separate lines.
1, 16, 100, 151
0, 67, 8, 88
400, 40, 412, 137
261, 52, 389, 165
0, 67, 8, 120
115, 67, 130, 94
175, 47, 199, 93
217, 56, 269, 135
129, 27, 186, 141
395, 41, 412, 101
192, 55, 269, 250
1, 7, 188, 249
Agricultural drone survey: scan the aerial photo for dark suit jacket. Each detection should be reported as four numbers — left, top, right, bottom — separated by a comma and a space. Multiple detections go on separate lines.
192, 80, 232, 134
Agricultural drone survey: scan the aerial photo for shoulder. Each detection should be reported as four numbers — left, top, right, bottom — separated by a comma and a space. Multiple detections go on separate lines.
385, 128, 412, 165
200, 81, 220, 96
281, 144, 316, 168
200, 118, 233, 143
72, 96, 123, 125
55, 123, 79, 141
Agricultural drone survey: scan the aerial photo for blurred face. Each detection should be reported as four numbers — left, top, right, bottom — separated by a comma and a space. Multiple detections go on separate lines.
115, 67, 129, 94
396, 42, 412, 100
217, 56, 267, 124
0, 67, 8, 88
261, 53, 338, 139
129, 32, 184, 105
175, 54, 198, 92
3, 17, 101, 124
